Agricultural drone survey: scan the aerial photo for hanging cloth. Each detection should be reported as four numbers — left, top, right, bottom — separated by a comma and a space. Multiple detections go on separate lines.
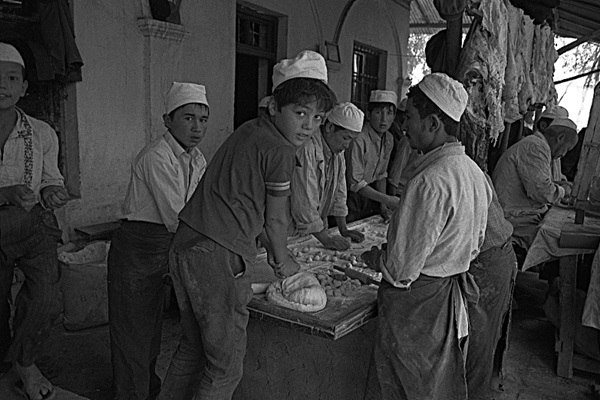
38, 0, 83, 82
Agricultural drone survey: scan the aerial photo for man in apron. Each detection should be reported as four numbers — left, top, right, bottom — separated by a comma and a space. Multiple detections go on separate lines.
362, 73, 492, 400
0, 42, 70, 400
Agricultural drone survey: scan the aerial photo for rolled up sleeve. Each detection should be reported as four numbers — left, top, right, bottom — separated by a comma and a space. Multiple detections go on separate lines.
331, 156, 349, 217
291, 151, 325, 235
346, 138, 368, 192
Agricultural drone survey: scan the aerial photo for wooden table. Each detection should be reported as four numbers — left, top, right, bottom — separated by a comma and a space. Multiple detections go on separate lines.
233, 216, 387, 400
523, 206, 600, 378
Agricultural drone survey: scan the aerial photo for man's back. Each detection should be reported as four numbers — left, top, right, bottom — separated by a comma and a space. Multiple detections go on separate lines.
493, 132, 563, 218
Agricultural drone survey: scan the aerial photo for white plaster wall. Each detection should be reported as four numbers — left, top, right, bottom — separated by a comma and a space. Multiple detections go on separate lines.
57, 0, 409, 238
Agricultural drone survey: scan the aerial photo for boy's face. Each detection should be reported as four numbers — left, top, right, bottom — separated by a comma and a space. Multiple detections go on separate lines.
163, 103, 209, 150
368, 105, 395, 134
322, 123, 359, 154
270, 100, 325, 147
0, 61, 27, 111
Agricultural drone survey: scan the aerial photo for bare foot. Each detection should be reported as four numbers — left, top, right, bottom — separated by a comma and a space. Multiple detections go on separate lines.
13, 362, 55, 400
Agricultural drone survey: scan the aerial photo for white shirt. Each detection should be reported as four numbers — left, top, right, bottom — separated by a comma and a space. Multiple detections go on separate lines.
117, 131, 206, 232
0, 108, 64, 200
382, 142, 492, 289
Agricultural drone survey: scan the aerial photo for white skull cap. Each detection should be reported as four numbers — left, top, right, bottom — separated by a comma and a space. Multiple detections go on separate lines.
369, 90, 398, 106
541, 105, 569, 119
548, 117, 577, 132
418, 73, 468, 122
0, 43, 25, 68
272, 50, 328, 90
327, 102, 364, 133
258, 96, 272, 108
165, 82, 209, 115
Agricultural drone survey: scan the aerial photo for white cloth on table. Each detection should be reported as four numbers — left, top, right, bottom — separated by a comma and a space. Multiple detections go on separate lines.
521, 207, 599, 271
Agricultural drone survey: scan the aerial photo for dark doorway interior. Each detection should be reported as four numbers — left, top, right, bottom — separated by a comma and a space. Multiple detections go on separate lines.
234, 53, 259, 129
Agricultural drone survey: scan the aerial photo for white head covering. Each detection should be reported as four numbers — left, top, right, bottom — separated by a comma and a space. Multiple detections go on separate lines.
327, 102, 364, 133
165, 82, 209, 115
0, 43, 25, 68
548, 117, 577, 132
272, 50, 328, 90
369, 90, 397, 106
258, 96, 272, 108
418, 73, 468, 122
541, 105, 569, 120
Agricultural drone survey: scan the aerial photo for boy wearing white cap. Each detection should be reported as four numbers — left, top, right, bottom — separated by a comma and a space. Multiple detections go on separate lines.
108, 81, 209, 400
0, 42, 68, 400
345, 90, 399, 223
492, 116, 578, 250
158, 50, 336, 399
291, 102, 365, 250
362, 73, 492, 400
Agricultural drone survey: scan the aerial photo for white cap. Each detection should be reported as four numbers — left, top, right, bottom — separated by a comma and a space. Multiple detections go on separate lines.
165, 82, 208, 115
327, 102, 364, 133
418, 73, 468, 122
0, 43, 25, 68
369, 90, 397, 106
548, 117, 577, 132
272, 50, 328, 90
259, 96, 272, 108
541, 105, 569, 120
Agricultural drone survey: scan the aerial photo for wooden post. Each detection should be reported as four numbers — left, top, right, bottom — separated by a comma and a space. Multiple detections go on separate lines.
557, 254, 578, 378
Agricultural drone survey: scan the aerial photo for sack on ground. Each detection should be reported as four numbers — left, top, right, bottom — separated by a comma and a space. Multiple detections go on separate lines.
59, 241, 110, 331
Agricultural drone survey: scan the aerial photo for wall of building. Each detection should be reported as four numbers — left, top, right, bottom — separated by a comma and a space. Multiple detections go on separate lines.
57, 0, 409, 239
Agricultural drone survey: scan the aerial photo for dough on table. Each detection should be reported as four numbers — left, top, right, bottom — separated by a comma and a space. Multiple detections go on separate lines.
266, 272, 327, 312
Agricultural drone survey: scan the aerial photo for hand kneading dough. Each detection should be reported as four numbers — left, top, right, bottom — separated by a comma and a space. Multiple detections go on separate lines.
266, 272, 327, 312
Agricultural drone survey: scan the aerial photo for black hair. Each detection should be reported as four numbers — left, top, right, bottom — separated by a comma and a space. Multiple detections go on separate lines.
168, 103, 210, 120
367, 102, 397, 114
272, 78, 337, 114
407, 84, 459, 137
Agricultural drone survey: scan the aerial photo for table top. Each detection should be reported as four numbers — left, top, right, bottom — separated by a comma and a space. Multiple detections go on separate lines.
246, 215, 388, 340
523, 206, 600, 270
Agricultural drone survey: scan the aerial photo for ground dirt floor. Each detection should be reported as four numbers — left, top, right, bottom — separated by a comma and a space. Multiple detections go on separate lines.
0, 271, 599, 400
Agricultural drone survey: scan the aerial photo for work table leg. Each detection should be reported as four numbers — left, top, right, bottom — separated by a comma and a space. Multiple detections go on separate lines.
557, 254, 578, 378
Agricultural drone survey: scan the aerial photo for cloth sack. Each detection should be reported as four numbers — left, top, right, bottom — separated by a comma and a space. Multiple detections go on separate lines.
59, 241, 110, 331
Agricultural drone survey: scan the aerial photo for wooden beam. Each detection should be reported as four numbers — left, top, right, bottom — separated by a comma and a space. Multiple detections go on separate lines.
557, 27, 600, 55
410, 23, 470, 29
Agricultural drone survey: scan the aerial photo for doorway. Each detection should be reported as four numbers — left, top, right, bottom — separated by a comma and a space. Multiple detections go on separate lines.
234, 3, 278, 129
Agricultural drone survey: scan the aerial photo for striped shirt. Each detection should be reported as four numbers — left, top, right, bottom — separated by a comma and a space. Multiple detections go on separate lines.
179, 117, 296, 262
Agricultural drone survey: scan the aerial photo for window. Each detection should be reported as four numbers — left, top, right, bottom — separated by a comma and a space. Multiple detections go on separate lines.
351, 43, 386, 112
236, 5, 277, 57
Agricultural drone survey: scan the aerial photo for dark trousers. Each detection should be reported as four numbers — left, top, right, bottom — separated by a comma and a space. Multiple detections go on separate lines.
0, 204, 62, 366
158, 223, 253, 400
364, 274, 477, 400
346, 183, 380, 223
108, 221, 172, 400
467, 242, 517, 400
